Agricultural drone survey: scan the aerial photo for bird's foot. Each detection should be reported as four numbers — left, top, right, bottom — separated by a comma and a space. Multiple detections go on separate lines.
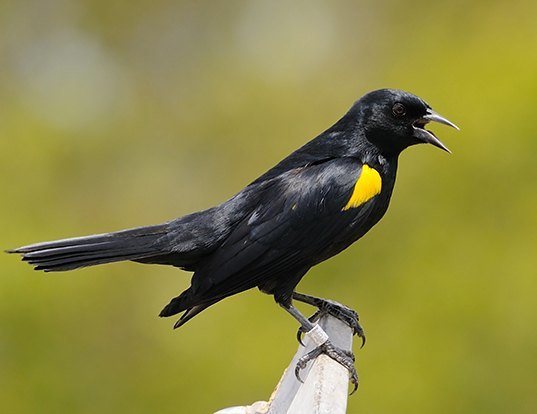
295, 339, 359, 394
296, 299, 365, 347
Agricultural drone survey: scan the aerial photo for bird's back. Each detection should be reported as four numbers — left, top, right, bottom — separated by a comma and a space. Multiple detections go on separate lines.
160, 154, 399, 321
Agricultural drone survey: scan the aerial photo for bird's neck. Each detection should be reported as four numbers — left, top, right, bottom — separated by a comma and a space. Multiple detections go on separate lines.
339, 128, 400, 181
355, 151, 398, 190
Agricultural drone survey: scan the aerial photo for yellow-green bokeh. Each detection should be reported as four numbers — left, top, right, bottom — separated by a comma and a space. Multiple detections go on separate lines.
2, 1, 537, 413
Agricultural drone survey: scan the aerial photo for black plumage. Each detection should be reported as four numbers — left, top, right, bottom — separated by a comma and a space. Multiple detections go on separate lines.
8, 89, 458, 384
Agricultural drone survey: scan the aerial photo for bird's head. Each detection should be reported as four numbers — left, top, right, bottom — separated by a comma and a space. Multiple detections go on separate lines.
355, 89, 459, 156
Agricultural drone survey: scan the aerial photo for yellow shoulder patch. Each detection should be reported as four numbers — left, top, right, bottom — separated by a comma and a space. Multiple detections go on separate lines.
342, 164, 382, 211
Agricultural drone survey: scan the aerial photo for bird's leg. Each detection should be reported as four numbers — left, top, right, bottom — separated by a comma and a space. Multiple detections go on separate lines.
293, 292, 366, 347
280, 302, 358, 393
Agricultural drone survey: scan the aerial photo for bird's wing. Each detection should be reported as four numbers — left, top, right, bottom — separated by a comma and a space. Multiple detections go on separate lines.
184, 156, 380, 304
249, 128, 349, 185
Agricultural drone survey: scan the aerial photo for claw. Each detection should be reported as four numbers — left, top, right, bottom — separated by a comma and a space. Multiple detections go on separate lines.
360, 333, 366, 349
349, 370, 359, 395
294, 346, 322, 383
295, 310, 322, 346
315, 300, 366, 346
353, 324, 366, 348
294, 361, 305, 383
294, 340, 358, 393
296, 328, 306, 347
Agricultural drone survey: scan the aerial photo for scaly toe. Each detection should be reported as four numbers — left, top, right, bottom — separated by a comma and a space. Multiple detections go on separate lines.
317, 301, 366, 346
294, 346, 323, 382
349, 368, 359, 395
294, 340, 358, 394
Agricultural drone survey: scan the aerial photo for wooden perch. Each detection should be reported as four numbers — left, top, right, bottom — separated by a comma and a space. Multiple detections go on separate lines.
215, 314, 354, 414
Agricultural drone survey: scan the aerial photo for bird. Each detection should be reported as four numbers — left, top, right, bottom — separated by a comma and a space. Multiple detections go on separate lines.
7, 88, 458, 391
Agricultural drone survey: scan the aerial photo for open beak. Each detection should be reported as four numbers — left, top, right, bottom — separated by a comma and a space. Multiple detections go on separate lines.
413, 109, 459, 153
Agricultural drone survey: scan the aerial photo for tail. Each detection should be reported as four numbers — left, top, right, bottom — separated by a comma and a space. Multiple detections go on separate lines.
159, 288, 221, 329
7, 223, 170, 272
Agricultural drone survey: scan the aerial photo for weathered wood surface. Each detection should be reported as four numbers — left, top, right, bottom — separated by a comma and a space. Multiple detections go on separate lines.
215, 315, 353, 414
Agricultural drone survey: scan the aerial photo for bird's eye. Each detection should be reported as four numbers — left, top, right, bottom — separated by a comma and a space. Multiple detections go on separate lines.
392, 103, 406, 117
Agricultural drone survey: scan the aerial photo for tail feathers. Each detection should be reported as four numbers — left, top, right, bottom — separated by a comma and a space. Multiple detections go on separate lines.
159, 290, 191, 318
8, 224, 169, 272
173, 302, 218, 329
159, 289, 219, 329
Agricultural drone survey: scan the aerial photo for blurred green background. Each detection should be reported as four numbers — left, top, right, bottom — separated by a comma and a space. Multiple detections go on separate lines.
2, 1, 537, 413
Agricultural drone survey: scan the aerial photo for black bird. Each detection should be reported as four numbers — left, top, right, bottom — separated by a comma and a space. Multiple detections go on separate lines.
8, 89, 458, 390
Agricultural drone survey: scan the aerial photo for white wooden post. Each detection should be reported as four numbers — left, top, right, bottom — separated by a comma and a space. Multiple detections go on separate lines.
215, 314, 354, 414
